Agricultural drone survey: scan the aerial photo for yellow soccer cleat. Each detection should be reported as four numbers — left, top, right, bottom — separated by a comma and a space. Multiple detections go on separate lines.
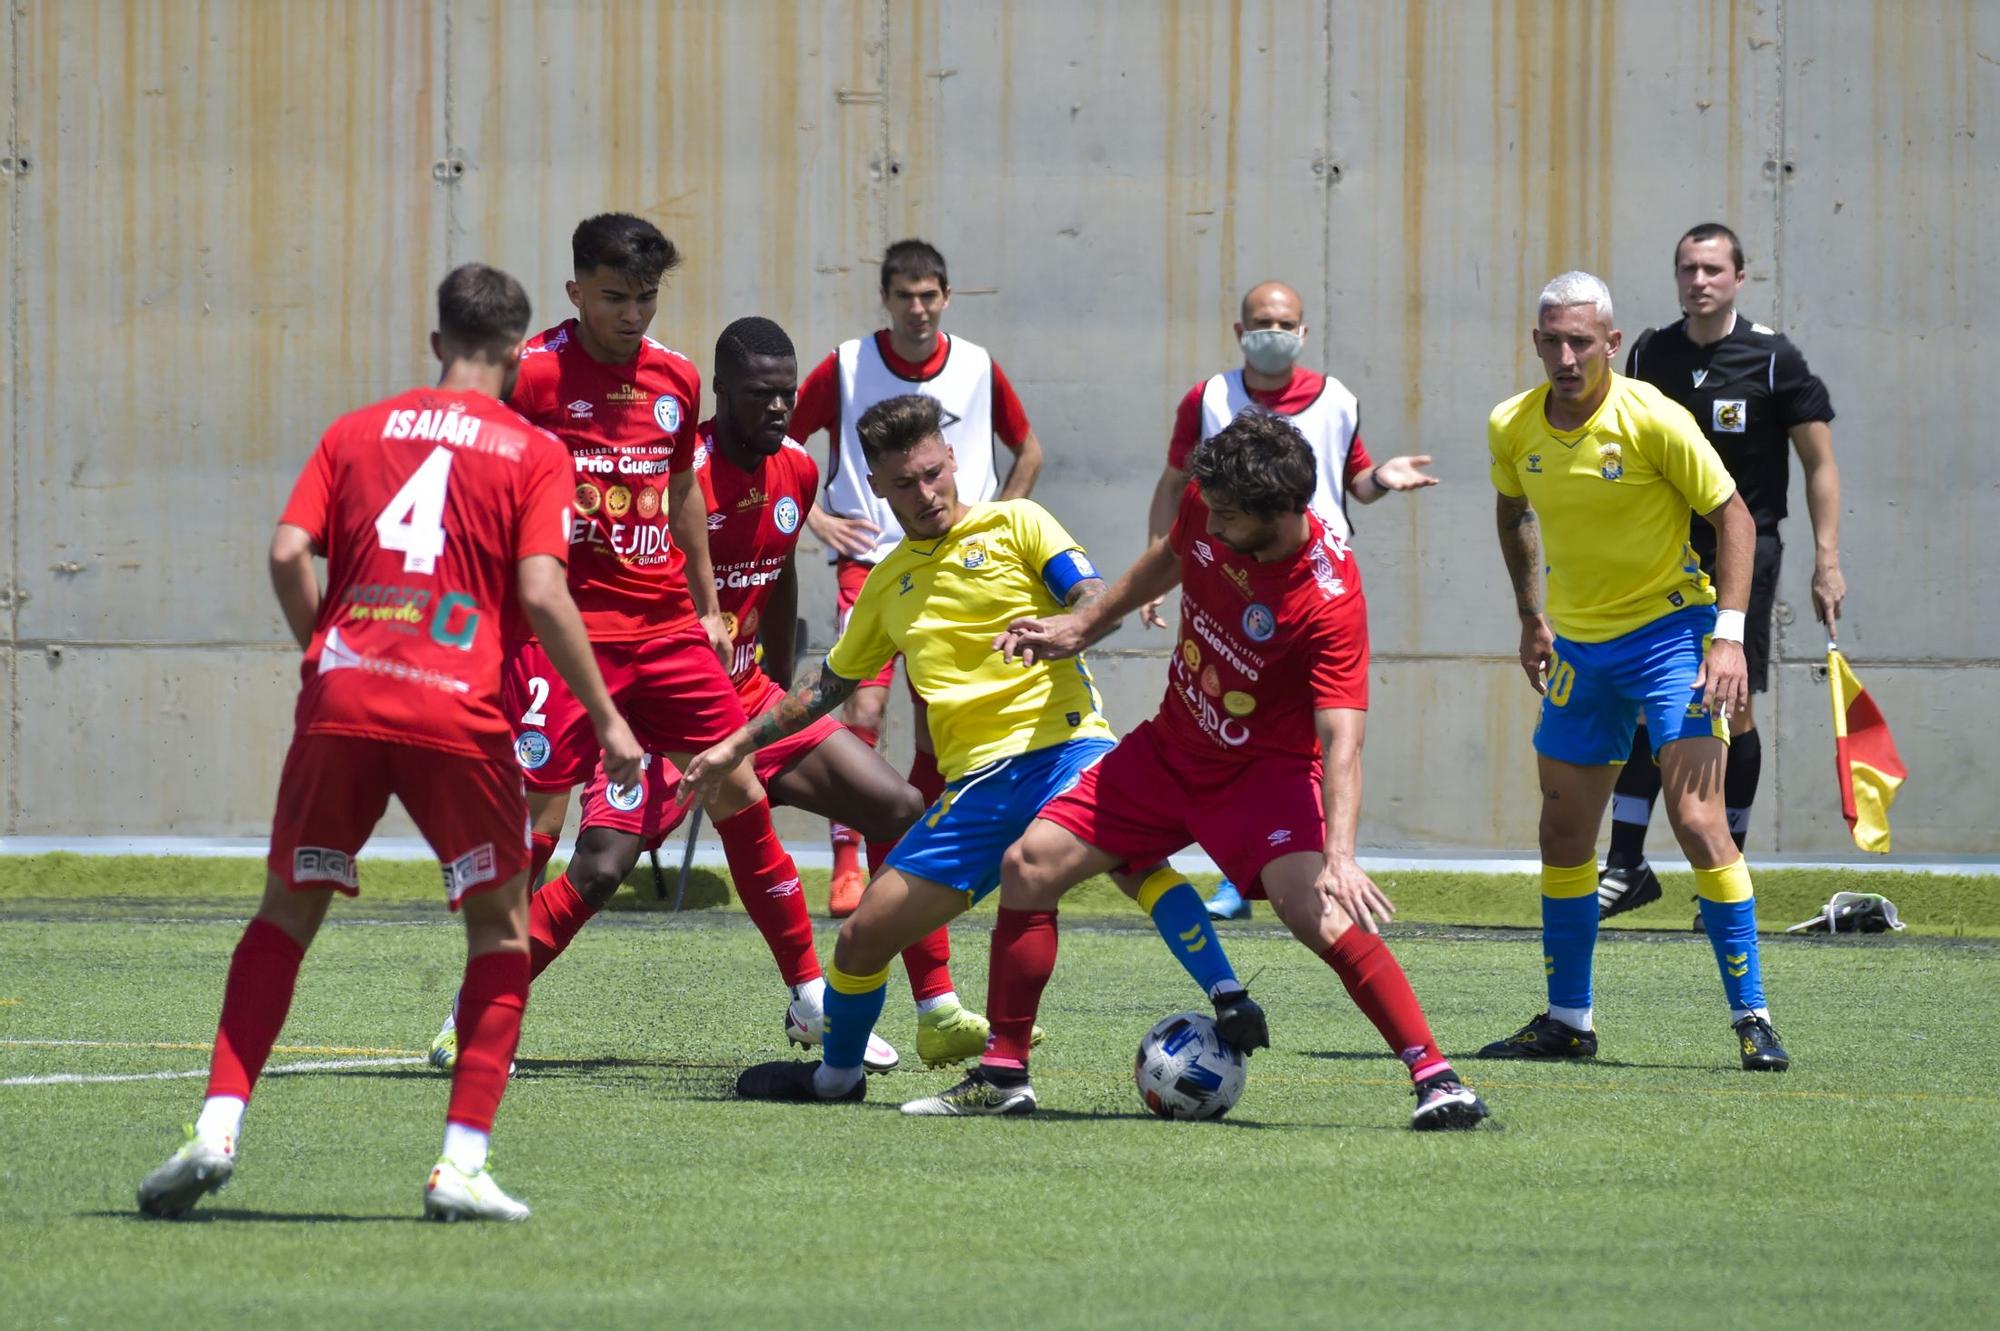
428, 1019, 457, 1072
915, 1001, 1044, 1068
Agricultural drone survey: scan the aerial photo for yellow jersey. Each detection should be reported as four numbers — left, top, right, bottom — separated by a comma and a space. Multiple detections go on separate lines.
1489, 374, 1737, 642
826, 500, 1116, 780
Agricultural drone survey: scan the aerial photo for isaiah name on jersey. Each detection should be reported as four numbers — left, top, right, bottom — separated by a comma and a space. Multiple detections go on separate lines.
508, 319, 702, 640
692, 423, 819, 700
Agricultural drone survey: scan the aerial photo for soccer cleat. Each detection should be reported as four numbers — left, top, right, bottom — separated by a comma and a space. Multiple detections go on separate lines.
915, 1000, 991, 1067
785, 996, 901, 1073
827, 866, 866, 919
1211, 988, 1270, 1054
423, 1159, 531, 1222
428, 1018, 457, 1072
736, 1058, 866, 1103
899, 1069, 1038, 1117
1597, 862, 1664, 918
1476, 1012, 1598, 1059
1734, 1014, 1791, 1072
1205, 879, 1253, 920
1410, 1073, 1491, 1131
137, 1127, 236, 1218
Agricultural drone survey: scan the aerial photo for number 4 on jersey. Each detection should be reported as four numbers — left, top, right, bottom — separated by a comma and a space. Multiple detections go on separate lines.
376, 446, 454, 574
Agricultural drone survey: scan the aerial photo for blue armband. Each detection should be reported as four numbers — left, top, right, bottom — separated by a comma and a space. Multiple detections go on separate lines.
1041, 549, 1100, 603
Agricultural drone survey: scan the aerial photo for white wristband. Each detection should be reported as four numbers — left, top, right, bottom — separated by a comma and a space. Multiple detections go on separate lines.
1712, 609, 1747, 644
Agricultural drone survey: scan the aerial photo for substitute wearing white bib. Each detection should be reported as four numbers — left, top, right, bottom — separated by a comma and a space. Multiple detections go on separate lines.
827, 333, 1000, 565
1198, 368, 1361, 541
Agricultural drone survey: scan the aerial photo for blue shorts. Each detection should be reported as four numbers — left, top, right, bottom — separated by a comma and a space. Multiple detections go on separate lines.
1534, 605, 1729, 766
886, 737, 1117, 903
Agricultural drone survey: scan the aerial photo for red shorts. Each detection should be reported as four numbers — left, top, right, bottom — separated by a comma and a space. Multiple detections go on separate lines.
1034, 718, 1326, 898
575, 672, 849, 842
266, 731, 530, 910
502, 626, 750, 791
836, 557, 900, 692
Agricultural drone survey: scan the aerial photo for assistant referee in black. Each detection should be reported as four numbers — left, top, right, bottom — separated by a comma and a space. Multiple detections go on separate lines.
1598, 222, 1847, 914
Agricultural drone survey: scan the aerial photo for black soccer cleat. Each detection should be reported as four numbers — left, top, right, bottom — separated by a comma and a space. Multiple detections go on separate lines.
1211, 988, 1270, 1054
1597, 862, 1663, 919
1733, 1015, 1791, 1072
734, 1059, 866, 1103
1411, 1072, 1492, 1131
1476, 1012, 1599, 1060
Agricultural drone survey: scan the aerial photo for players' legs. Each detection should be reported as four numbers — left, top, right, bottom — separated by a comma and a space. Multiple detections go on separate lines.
1606, 719, 1661, 871
830, 681, 893, 901
204, 873, 336, 1129
672, 750, 823, 993
1659, 734, 1776, 1040
441, 873, 530, 1178
1535, 754, 1621, 1032
525, 788, 571, 886
979, 817, 1124, 1066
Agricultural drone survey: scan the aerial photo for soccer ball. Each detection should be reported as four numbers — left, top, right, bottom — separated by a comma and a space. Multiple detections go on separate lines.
1134, 1012, 1247, 1121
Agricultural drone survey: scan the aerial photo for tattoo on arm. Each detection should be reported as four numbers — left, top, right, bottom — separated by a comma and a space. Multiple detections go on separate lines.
744, 662, 858, 749
1495, 498, 1543, 616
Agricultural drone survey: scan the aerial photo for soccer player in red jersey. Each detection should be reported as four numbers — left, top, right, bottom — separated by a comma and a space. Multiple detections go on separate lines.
453, 216, 843, 1064
136, 264, 643, 1223
788, 240, 1045, 915
495, 317, 1000, 1069
900, 413, 1491, 1129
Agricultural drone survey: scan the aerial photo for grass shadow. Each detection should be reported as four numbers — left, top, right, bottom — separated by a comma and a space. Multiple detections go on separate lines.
95, 1208, 417, 1225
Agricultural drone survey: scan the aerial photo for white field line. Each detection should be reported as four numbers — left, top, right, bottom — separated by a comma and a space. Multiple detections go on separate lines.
1, 1055, 421, 1087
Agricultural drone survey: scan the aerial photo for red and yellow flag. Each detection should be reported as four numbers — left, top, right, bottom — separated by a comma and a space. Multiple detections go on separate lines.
1827, 647, 1906, 853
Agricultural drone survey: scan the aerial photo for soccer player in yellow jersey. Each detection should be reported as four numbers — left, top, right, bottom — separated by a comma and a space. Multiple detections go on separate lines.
680, 394, 1263, 1106
1480, 271, 1789, 1072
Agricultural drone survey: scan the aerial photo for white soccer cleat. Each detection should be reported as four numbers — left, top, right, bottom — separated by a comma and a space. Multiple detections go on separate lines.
137, 1127, 236, 1218
785, 996, 901, 1073
423, 1159, 531, 1223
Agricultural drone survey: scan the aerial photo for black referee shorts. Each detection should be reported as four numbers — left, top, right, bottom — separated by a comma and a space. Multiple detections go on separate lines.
1697, 532, 1782, 694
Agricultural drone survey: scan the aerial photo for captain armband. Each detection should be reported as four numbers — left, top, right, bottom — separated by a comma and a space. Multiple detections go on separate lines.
1041, 549, 1100, 603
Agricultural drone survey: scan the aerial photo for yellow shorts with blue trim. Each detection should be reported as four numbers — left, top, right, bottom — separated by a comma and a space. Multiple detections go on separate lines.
1534, 605, 1729, 766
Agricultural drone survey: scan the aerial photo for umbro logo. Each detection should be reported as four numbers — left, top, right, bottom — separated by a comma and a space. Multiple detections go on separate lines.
1266, 828, 1292, 847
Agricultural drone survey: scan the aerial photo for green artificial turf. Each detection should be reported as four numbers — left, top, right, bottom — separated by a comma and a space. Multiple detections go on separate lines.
1, 904, 1995, 1328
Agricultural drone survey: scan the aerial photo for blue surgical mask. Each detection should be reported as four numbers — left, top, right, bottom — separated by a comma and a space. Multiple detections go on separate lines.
1240, 328, 1304, 375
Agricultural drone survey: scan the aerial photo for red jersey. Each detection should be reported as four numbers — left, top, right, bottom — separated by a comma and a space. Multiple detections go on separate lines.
508, 319, 702, 640
278, 387, 574, 759
1159, 485, 1369, 764
693, 421, 819, 701
1167, 367, 1374, 478
790, 331, 1034, 448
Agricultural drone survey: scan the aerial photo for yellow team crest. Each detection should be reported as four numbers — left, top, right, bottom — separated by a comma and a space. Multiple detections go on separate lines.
1597, 440, 1624, 482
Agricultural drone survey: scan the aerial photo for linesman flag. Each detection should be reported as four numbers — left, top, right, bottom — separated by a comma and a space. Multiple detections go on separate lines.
1827, 644, 1906, 853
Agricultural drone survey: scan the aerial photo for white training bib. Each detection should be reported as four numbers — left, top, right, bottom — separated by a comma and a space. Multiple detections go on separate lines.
826, 333, 1001, 564
1198, 369, 1360, 542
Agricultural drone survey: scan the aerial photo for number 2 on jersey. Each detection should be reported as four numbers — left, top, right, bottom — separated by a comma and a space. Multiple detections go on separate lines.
375, 446, 454, 574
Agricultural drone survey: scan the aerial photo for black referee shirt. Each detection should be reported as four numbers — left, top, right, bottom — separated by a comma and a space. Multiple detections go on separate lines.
1625, 316, 1835, 539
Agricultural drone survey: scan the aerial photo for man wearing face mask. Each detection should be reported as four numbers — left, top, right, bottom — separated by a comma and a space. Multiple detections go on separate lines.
1144, 281, 1437, 919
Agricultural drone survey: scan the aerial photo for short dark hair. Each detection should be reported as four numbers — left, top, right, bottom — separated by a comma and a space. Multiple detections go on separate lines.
1677, 221, 1745, 274
572, 212, 680, 286
1187, 411, 1316, 518
855, 393, 943, 465
880, 238, 948, 294
714, 316, 797, 380
436, 262, 531, 355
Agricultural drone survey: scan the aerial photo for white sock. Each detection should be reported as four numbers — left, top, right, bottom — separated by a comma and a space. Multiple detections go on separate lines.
195, 1095, 245, 1143
1549, 1004, 1593, 1031
442, 1122, 489, 1174
791, 977, 828, 1015
1732, 1006, 1771, 1025
812, 1061, 864, 1098
915, 991, 958, 1015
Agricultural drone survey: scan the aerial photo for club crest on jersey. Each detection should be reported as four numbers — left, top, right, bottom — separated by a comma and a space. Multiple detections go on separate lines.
654, 395, 682, 434
1242, 604, 1277, 642
1713, 399, 1746, 433
774, 496, 801, 534
605, 777, 646, 813
961, 540, 988, 570
1597, 441, 1624, 481
515, 731, 552, 771
1526, 454, 1543, 474
637, 486, 661, 519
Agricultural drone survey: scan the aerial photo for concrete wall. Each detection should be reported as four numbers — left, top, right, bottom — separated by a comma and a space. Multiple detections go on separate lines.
2, 0, 1993, 852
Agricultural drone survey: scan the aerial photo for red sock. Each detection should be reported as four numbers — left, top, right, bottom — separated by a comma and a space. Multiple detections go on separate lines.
908, 750, 946, 807
716, 801, 821, 986
527, 872, 599, 981
205, 918, 307, 1102
528, 832, 559, 886
1322, 929, 1451, 1082
830, 826, 861, 880
901, 926, 956, 1002
980, 908, 1058, 1068
448, 949, 529, 1132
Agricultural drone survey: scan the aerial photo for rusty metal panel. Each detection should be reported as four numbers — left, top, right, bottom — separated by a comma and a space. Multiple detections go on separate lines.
12, 0, 447, 646
447, 0, 884, 389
